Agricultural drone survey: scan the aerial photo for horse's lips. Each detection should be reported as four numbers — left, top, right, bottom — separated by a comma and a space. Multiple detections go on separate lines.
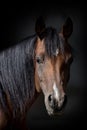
47, 99, 67, 116
47, 109, 64, 116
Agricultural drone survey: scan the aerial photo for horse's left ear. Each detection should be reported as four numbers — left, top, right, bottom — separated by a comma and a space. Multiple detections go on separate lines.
35, 16, 46, 39
61, 17, 73, 39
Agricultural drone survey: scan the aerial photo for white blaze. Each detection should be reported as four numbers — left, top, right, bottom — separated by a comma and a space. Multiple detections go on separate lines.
53, 82, 60, 101
55, 49, 59, 56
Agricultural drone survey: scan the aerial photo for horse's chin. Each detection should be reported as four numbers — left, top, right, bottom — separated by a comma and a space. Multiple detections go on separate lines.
47, 109, 64, 116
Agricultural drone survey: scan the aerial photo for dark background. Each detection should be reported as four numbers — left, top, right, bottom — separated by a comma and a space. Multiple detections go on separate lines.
0, 1, 86, 130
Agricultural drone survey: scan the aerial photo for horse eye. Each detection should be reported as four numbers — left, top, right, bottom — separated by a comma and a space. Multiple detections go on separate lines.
36, 56, 44, 64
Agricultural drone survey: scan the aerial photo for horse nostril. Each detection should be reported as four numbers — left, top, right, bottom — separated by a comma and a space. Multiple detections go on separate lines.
63, 95, 67, 107
48, 94, 52, 102
48, 95, 58, 109
58, 94, 67, 110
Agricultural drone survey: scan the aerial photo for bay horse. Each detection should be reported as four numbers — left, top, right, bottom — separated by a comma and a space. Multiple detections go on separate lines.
0, 16, 73, 130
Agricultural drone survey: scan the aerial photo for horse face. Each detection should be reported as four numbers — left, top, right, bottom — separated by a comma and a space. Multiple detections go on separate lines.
35, 37, 73, 115
35, 16, 73, 115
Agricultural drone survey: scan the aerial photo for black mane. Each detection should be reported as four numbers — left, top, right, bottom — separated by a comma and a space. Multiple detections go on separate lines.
0, 35, 37, 118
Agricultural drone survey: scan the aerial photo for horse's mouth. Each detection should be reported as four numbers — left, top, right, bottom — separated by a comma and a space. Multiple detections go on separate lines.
47, 108, 64, 116
47, 98, 67, 116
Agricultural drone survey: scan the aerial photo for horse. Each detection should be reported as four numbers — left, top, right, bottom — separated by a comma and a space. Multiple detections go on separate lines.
0, 16, 73, 130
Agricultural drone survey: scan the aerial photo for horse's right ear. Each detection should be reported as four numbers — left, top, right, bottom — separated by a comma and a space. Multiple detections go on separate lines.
61, 17, 73, 39
35, 16, 46, 39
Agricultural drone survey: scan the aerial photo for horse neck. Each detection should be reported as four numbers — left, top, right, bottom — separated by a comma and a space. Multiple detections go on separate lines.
25, 89, 39, 111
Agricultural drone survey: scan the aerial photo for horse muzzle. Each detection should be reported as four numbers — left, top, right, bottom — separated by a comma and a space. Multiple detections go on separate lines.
48, 94, 67, 115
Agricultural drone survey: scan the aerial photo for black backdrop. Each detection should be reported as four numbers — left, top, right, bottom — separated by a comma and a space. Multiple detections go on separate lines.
0, 1, 86, 130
